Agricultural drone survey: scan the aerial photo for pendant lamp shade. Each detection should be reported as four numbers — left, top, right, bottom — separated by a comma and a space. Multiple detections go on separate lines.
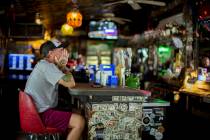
66, 9, 82, 28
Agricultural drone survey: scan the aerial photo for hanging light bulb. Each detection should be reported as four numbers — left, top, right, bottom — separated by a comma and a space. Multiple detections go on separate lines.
173, 91, 180, 103
35, 13, 42, 25
66, 3, 82, 28
61, 23, 74, 35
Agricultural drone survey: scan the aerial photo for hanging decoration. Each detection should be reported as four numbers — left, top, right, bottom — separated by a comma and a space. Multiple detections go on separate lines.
35, 13, 42, 25
61, 23, 74, 35
66, 8, 82, 28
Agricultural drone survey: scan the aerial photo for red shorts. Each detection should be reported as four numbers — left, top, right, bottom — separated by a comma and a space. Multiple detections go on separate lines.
40, 109, 72, 133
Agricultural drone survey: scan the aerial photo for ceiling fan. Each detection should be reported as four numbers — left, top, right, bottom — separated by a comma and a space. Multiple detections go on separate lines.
104, 0, 166, 10
99, 13, 132, 24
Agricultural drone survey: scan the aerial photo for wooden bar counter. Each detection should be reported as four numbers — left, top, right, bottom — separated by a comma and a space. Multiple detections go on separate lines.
68, 83, 170, 140
69, 83, 149, 96
179, 80, 210, 112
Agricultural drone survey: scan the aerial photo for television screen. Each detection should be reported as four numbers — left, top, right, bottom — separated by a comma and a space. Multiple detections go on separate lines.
8, 54, 35, 71
88, 21, 118, 40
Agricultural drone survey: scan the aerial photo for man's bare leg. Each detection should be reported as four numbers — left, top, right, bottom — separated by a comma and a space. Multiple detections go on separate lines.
66, 113, 85, 140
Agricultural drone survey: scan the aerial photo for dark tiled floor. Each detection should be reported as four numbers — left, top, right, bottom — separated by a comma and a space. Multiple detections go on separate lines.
165, 112, 210, 140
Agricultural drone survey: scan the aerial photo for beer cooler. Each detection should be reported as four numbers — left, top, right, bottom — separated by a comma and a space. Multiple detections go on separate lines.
142, 99, 170, 140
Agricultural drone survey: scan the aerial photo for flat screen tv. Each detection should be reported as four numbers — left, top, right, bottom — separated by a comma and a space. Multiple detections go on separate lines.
8, 54, 35, 71
88, 21, 118, 40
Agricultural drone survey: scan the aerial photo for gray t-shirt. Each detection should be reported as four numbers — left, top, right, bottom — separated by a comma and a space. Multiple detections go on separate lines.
25, 60, 65, 113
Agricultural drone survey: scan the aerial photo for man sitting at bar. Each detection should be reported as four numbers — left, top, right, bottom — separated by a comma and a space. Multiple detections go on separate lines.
202, 57, 210, 72
24, 38, 85, 140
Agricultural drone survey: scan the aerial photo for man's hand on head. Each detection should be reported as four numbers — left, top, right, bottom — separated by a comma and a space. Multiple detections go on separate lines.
55, 49, 69, 69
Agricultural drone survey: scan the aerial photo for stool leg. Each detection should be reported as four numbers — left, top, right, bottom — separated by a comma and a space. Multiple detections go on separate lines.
25, 133, 60, 140
38, 134, 51, 140
50, 133, 60, 140
49, 134, 53, 140
44, 135, 47, 140
56, 133, 60, 140
26, 134, 38, 140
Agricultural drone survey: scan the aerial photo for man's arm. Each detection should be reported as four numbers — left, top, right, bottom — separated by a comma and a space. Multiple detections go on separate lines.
54, 49, 75, 88
58, 72, 75, 88
56, 59, 75, 88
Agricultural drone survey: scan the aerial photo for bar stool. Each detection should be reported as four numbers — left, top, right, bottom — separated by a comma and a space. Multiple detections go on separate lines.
18, 89, 60, 140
